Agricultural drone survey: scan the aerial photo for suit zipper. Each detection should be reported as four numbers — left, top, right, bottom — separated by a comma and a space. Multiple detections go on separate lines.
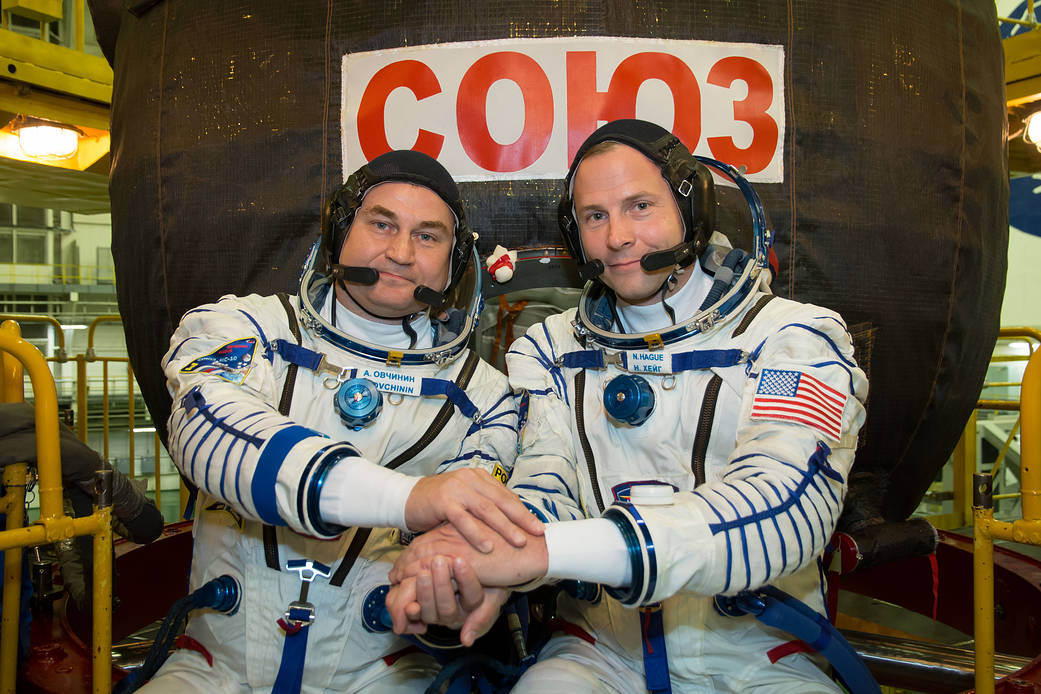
574, 370, 606, 514
691, 375, 722, 487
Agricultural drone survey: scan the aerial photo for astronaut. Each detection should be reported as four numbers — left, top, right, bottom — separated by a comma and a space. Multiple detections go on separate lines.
142, 150, 540, 693
388, 120, 869, 693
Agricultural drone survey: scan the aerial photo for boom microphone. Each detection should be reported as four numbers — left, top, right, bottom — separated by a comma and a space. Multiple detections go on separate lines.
640, 242, 695, 272
331, 265, 379, 285
577, 259, 605, 282
413, 285, 446, 311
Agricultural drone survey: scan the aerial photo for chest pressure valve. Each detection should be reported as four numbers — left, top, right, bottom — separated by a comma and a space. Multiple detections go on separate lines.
336, 378, 383, 430
603, 374, 655, 427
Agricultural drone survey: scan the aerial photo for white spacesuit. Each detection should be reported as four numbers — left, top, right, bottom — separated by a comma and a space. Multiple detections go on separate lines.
505, 120, 869, 693
143, 152, 518, 693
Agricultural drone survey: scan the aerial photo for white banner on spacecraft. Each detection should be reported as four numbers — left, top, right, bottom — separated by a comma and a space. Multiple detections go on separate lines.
342, 36, 785, 183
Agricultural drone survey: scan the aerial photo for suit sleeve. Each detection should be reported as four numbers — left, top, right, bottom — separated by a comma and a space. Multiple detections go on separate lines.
504, 320, 588, 523
432, 360, 521, 482
601, 308, 868, 605
162, 295, 362, 538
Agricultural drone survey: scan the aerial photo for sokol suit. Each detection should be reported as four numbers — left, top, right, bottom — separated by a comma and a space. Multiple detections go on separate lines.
507, 252, 868, 692
149, 281, 518, 692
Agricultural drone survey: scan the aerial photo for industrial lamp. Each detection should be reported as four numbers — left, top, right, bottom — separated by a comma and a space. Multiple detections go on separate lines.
12, 116, 83, 160
1025, 110, 1041, 154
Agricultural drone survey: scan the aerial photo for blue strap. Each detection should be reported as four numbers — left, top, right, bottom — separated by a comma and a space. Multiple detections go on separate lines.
667, 348, 745, 371
724, 586, 881, 694
559, 350, 606, 369
270, 339, 325, 371
558, 348, 745, 372
420, 378, 480, 420
640, 604, 672, 693
181, 487, 197, 521
272, 617, 311, 694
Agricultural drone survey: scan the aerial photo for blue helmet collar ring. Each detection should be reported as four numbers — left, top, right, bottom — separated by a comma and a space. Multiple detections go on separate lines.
297, 242, 483, 368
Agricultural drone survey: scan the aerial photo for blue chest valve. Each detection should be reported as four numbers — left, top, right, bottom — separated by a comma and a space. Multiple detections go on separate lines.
361, 584, 392, 633
361, 584, 470, 651
603, 374, 655, 427
335, 378, 383, 430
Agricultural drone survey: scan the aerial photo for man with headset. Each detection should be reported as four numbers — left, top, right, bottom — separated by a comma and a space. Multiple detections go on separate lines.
142, 150, 540, 693
388, 120, 868, 693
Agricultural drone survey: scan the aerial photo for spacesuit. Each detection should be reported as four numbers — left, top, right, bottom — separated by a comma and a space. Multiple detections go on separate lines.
143, 152, 519, 693
504, 120, 869, 693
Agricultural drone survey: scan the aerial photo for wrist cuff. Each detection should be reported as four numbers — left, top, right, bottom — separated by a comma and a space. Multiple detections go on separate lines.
602, 504, 656, 606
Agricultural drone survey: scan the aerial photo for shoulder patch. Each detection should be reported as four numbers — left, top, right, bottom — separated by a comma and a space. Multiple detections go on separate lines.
180, 337, 258, 385
750, 368, 847, 441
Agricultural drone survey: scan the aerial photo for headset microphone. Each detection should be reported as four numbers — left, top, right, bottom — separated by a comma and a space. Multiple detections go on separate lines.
578, 259, 605, 282
413, 285, 446, 311
639, 242, 696, 273
331, 265, 380, 285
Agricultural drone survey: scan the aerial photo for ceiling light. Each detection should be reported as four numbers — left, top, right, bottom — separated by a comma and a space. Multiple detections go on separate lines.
12, 116, 83, 160
1025, 110, 1041, 153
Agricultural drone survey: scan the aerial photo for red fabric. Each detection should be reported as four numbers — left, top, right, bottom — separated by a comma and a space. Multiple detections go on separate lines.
174, 635, 214, 667
767, 639, 812, 664
545, 617, 596, 645
277, 618, 303, 635
383, 645, 422, 666
929, 552, 939, 620
488, 254, 514, 274
641, 608, 655, 655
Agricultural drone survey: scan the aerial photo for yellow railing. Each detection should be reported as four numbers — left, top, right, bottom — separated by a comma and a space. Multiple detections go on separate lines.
0, 319, 112, 693
927, 328, 1037, 530
0, 262, 116, 287
999, 0, 1039, 30
0, 313, 177, 519
973, 327, 1041, 694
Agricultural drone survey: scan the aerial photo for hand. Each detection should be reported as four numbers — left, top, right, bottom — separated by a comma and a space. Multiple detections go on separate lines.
390, 522, 548, 588
405, 468, 543, 553
385, 556, 508, 646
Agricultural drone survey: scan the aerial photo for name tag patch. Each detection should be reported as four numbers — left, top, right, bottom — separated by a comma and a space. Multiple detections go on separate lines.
359, 368, 423, 396
627, 351, 667, 374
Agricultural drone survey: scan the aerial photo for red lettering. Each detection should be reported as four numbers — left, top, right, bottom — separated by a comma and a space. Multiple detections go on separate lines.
608, 53, 701, 152
357, 60, 444, 161
566, 51, 702, 162
706, 57, 778, 175
566, 52, 611, 163
456, 52, 553, 172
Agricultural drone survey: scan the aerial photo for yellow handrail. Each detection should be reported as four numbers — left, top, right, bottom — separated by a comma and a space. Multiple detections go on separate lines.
974, 330, 1041, 694
0, 320, 112, 694
87, 315, 124, 358
999, 0, 1038, 29
0, 314, 67, 360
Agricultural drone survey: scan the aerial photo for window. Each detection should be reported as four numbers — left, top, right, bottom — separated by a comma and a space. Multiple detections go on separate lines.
16, 207, 48, 228
96, 247, 115, 285
0, 231, 12, 264
15, 234, 46, 264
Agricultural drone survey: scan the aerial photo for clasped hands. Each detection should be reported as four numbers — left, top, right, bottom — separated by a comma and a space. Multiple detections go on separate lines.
393, 472, 549, 646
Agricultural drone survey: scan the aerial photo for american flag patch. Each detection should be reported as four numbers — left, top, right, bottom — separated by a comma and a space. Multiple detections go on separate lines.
750, 368, 847, 440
